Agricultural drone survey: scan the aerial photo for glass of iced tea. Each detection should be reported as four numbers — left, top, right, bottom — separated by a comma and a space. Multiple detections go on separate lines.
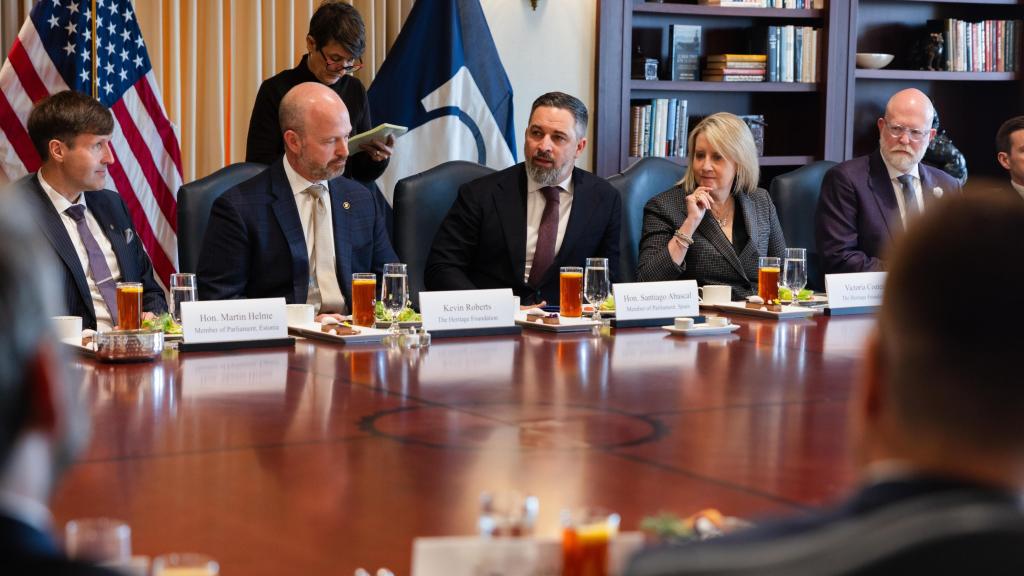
152, 553, 219, 575
560, 266, 584, 318
561, 508, 620, 576
758, 256, 781, 303
351, 272, 377, 327
115, 282, 143, 330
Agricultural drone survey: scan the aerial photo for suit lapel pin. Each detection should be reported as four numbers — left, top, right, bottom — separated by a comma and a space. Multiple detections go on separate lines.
932, 187, 943, 198
342, 201, 351, 210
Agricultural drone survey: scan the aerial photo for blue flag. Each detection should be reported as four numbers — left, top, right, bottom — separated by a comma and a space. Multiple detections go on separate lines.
368, 0, 516, 202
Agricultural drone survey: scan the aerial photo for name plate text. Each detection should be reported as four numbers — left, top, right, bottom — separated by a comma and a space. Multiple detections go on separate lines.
419, 289, 514, 331
613, 280, 699, 320
825, 272, 887, 309
181, 298, 288, 343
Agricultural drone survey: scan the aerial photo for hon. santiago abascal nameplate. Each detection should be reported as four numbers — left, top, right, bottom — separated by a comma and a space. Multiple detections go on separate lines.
613, 280, 699, 321
180, 298, 289, 344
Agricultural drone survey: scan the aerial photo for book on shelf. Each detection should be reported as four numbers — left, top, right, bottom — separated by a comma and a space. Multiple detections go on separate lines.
706, 54, 767, 63
705, 61, 765, 70
671, 24, 702, 81
630, 99, 689, 159
703, 67, 766, 75
696, 0, 826, 7
754, 26, 818, 83
932, 18, 1021, 72
703, 74, 767, 82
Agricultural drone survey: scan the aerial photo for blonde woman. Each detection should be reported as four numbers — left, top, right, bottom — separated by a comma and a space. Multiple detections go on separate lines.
636, 112, 786, 299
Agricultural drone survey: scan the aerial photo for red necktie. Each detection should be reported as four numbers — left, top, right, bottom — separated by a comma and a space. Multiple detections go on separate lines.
528, 186, 560, 288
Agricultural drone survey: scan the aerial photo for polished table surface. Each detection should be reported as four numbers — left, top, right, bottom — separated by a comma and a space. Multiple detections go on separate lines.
53, 314, 876, 574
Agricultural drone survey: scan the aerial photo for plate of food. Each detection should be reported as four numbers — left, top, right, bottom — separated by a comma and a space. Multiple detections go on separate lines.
778, 287, 828, 306
141, 313, 184, 341
713, 296, 819, 319
515, 310, 601, 332
290, 318, 390, 344
372, 301, 422, 329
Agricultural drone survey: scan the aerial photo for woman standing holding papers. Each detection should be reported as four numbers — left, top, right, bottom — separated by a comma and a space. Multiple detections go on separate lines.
636, 112, 786, 300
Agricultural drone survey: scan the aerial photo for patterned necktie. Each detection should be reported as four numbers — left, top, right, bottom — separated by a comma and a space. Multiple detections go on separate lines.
303, 185, 345, 314
528, 186, 561, 288
65, 204, 119, 325
897, 174, 919, 220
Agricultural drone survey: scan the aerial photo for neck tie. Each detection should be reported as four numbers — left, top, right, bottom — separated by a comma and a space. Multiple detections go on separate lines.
65, 204, 119, 325
897, 174, 919, 220
528, 186, 561, 288
303, 185, 345, 314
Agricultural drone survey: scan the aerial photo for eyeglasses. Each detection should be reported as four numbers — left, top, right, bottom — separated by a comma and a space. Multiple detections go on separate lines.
883, 118, 931, 142
317, 47, 363, 73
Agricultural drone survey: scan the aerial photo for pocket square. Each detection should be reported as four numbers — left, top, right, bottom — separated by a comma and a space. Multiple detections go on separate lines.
124, 228, 135, 244
932, 187, 944, 198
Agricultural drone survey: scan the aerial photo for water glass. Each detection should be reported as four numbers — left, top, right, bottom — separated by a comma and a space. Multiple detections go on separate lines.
782, 248, 808, 300
64, 518, 131, 563
381, 263, 408, 335
152, 553, 219, 575
583, 258, 611, 321
170, 273, 197, 323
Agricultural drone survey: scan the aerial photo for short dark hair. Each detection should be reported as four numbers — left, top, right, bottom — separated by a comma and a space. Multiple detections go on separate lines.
879, 192, 1024, 453
309, 1, 366, 59
530, 92, 588, 140
0, 191, 61, 465
26, 90, 113, 160
995, 115, 1024, 155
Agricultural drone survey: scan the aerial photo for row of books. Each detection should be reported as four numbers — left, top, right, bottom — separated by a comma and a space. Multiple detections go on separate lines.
762, 26, 821, 83
669, 25, 820, 82
935, 19, 1022, 72
629, 99, 689, 159
697, 0, 825, 8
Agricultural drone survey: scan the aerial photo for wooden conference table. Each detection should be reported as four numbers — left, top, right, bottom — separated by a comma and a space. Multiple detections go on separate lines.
53, 314, 875, 575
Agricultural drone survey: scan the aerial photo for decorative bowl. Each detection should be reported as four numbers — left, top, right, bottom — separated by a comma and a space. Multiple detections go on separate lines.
855, 53, 894, 69
95, 329, 164, 362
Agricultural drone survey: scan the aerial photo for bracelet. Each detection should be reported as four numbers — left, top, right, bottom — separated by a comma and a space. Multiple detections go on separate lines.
673, 231, 694, 247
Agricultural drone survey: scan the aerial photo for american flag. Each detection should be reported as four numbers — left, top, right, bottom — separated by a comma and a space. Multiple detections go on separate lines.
0, 0, 182, 285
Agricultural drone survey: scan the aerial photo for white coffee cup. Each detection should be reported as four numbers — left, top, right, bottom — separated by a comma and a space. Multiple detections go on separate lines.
707, 316, 729, 328
698, 285, 732, 304
285, 304, 314, 326
52, 316, 83, 342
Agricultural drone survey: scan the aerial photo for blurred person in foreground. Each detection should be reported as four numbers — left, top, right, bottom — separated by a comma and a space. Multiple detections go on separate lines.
635, 112, 786, 300
0, 191, 115, 574
628, 192, 1024, 575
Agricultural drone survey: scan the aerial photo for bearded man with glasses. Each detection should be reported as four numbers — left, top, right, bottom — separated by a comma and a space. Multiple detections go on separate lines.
246, 1, 393, 188
816, 88, 961, 274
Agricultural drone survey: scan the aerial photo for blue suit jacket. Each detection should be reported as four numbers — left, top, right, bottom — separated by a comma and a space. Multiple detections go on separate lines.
0, 514, 122, 575
815, 151, 962, 274
20, 175, 167, 330
197, 158, 397, 305
424, 164, 622, 306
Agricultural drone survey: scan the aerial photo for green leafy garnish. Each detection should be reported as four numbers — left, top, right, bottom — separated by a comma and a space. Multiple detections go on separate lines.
599, 295, 616, 311
142, 312, 182, 334
778, 287, 814, 302
374, 300, 422, 322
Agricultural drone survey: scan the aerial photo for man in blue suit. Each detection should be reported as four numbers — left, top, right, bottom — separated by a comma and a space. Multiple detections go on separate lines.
16, 90, 166, 331
0, 192, 117, 575
198, 82, 396, 319
425, 92, 621, 306
628, 193, 1024, 575
816, 88, 961, 274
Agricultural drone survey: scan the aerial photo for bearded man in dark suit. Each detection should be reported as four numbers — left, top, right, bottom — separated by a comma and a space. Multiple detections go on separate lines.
425, 92, 621, 306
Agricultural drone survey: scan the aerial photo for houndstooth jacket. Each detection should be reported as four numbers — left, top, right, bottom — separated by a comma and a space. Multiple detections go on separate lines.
636, 185, 787, 299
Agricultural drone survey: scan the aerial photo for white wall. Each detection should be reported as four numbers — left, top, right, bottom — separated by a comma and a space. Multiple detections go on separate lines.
480, 0, 596, 171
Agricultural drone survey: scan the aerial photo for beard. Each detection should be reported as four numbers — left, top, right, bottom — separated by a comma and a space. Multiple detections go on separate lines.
879, 137, 926, 173
525, 152, 570, 186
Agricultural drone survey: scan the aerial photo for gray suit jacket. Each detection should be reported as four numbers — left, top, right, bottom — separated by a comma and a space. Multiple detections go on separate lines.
636, 186, 786, 300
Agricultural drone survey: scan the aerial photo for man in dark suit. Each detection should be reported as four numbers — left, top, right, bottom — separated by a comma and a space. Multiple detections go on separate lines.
15, 90, 166, 331
816, 88, 961, 274
996, 115, 1024, 200
628, 193, 1024, 575
198, 82, 396, 319
425, 92, 621, 306
0, 191, 118, 575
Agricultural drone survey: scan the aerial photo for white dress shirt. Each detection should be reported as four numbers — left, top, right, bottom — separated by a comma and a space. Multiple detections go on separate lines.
283, 156, 345, 310
523, 173, 574, 283
880, 157, 924, 226
39, 173, 121, 331
1011, 180, 1024, 201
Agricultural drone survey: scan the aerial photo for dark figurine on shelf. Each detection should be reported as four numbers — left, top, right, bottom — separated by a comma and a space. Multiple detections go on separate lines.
911, 32, 946, 71
923, 112, 967, 185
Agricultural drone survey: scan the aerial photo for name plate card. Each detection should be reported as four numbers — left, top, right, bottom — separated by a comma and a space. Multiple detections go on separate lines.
825, 272, 887, 309
613, 280, 699, 320
419, 289, 515, 332
181, 298, 288, 343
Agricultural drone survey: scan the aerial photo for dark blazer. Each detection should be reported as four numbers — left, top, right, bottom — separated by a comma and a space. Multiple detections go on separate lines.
627, 476, 1024, 576
636, 186, 786, 300
197, 158, 397, 306
815, 151, 962, 274
424, 164, 621, 306
19, 175, 167, 330
0, 514, 122, 575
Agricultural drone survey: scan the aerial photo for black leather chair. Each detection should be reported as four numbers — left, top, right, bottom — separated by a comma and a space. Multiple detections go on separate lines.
177, 162, 266, 273
768, 160, 837, 291
607, 157, 686, 283
392, 160, 495, 308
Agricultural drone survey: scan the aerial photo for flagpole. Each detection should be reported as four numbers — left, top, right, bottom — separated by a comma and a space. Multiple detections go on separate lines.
91, 0, 97, 98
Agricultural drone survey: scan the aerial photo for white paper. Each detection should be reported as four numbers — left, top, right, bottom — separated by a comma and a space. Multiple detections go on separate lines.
180, 298, 288, 343
419, 289, 515, 331
612, 280, 699, 320
824, 272, 886, 309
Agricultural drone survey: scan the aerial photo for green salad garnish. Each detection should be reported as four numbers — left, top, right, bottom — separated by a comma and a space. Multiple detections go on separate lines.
778, 287, 814, 301
374, 300, 422, 322
142, 312, 182, 334
599, 295, 616, 311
